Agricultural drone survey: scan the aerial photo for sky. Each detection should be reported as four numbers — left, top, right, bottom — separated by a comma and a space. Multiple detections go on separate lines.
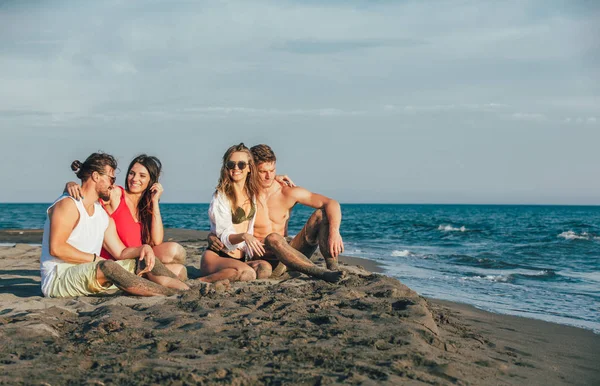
0, 0, 598, 204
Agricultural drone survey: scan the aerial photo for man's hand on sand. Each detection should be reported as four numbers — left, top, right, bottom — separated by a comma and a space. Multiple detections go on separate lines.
242, 233, 266, 257
65, 182, 83, 200
329, 230, 344, 258
137, 245, 156, 276
207, 232, 225, 253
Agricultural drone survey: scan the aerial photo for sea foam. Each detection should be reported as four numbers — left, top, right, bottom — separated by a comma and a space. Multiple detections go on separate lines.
391, 250, 411, 257
462, 270, 556, 284
558, 231, 596, 240
462, 274, 512, 283
438, 225, 467, 232
345, 248, 363, 254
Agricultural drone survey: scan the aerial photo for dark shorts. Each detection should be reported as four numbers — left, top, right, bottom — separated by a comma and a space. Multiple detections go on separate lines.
252, 248, 280, 267
214, 249, 247, 262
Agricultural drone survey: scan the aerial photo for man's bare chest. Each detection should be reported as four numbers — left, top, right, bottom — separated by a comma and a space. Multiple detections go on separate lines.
260, 194, 293, 225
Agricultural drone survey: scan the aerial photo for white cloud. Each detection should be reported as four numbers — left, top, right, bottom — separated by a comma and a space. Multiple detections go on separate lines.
510, 113, 547, 122
384, 103, 508, 113
562, 116, 599, 124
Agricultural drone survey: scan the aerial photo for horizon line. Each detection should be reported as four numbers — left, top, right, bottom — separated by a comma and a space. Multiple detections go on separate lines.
2, 202, 600, 207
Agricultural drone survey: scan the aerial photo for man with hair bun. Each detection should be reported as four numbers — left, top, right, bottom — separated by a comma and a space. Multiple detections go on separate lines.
209, 144, 345, 281
40, 152, 190, 297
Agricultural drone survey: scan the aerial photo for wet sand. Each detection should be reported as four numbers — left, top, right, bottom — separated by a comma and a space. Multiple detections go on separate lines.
0, 229, 598, 385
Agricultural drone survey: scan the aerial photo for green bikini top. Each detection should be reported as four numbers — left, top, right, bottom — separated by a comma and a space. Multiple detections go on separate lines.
231, 203, 256, 224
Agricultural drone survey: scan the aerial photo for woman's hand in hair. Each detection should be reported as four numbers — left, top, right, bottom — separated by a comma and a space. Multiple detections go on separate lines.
64, 181, 83, 200
242, 233, 265, 257
150, 183, 164, 203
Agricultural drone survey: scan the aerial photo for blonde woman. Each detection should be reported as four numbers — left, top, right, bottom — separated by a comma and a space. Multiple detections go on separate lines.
199, 143, 272, 282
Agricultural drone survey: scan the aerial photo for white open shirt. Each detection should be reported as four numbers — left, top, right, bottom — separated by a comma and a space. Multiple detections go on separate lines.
208, 191, 256, 259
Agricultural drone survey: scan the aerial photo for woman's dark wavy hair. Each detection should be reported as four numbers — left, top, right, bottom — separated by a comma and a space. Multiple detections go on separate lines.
71, 152, 117, 182
125, 155, 162, 246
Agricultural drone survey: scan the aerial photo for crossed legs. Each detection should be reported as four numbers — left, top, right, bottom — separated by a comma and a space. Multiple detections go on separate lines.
96, 258, 190, 296
199, 250, 272, 283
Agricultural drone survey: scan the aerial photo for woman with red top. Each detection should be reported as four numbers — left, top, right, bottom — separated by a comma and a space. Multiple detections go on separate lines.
65, 155, 186, 279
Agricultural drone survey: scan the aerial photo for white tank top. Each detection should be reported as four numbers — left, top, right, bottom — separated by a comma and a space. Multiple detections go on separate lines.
40, 195, 109, 296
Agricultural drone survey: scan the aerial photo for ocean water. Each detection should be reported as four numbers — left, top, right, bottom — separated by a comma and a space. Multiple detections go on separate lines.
1, 203, 599, 332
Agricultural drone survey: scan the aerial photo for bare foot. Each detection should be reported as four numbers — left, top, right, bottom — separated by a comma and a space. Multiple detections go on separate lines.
271, 262, 288, 278
187, 279, 230, 295
187, 280, 212, 295
213, 279, 230, 293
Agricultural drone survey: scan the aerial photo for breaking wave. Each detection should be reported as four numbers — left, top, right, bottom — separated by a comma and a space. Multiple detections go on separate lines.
438, 225, 467, 232
391, 250, 411, 257
558, 231, 599, 240
462, 270, 558, 284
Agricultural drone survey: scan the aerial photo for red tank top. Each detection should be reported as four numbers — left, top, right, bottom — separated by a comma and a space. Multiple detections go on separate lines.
100, 186, 143, 260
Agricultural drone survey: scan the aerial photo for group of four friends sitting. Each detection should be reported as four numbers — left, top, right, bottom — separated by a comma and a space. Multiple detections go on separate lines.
40, 143, 345, 298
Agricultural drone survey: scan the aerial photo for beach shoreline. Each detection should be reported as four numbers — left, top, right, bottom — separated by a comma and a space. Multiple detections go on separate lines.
1, 229, 599, 384
0, 228, 593, 331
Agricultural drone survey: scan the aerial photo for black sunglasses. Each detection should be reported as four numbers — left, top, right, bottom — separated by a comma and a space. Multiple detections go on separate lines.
226, 161, 248, 170
99, 172, 116, 185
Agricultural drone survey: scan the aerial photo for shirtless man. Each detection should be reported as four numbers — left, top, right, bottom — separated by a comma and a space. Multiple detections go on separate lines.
41, 152, 190, 298
209, 144, 345, 283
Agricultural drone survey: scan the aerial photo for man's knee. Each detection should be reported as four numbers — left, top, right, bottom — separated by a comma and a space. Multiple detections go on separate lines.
96, 260, 123, 285
312, 208, 324, 222
264, 233, 286, 249
309, 209, 327, 226
97, 259, 117, 275
306, 209, 328, 238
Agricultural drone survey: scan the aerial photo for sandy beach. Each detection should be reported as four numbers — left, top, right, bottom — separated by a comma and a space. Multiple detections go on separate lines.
1, 229, 598, 385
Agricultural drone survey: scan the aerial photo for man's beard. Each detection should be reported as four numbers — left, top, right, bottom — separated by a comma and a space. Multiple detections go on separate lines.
98, 189, 111, 201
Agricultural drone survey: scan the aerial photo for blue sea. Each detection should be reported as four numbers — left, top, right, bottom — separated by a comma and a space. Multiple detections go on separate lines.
1, 203, 599, 333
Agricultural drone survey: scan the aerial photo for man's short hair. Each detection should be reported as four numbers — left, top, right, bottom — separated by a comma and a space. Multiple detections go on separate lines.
250, 144, 276, 164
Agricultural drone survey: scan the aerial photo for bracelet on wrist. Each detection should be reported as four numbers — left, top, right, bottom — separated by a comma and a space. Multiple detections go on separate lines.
93, 253, 97, 262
